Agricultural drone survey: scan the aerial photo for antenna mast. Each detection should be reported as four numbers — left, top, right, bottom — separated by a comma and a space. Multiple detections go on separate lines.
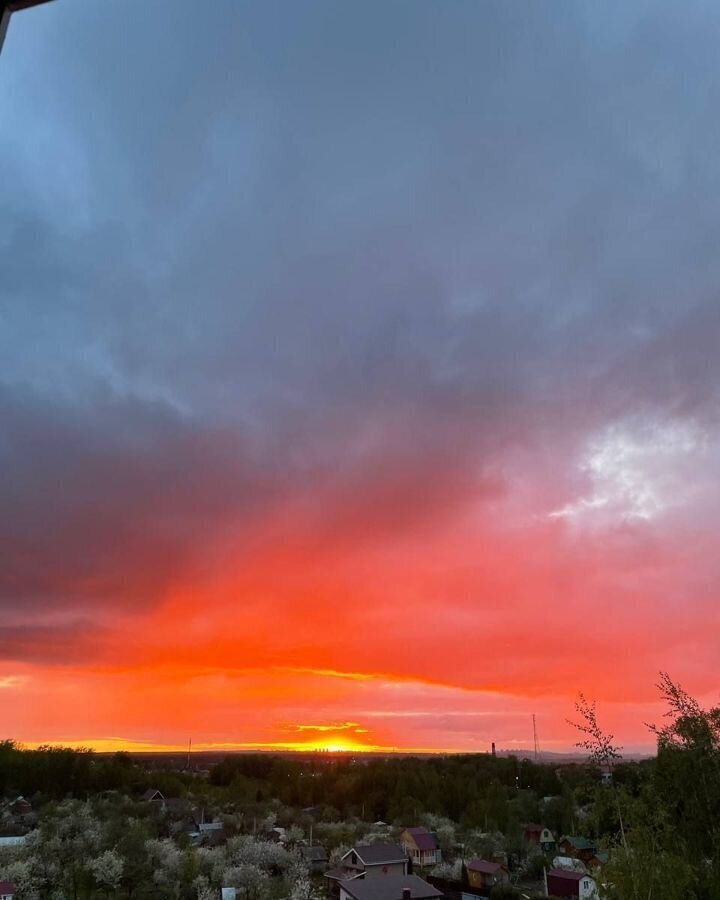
533, 714, 539, 762
187, 737, 192, 770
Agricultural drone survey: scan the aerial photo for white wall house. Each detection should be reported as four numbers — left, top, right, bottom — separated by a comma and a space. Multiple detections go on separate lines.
340, 845, 408, 878
547, 868, 598, 900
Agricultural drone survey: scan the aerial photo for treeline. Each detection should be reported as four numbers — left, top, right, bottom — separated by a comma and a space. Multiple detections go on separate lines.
0, 739, 597, 835
567, 674, 720, 900
0, 742, 193, 804
209, 752, 576, 830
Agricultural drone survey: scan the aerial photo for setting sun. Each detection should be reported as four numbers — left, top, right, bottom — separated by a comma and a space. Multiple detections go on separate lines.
2, 0, 719, 763
1, 2, 718, 897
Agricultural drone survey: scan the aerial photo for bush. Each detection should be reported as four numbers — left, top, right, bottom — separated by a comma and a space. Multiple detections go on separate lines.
489, 885, 521, 900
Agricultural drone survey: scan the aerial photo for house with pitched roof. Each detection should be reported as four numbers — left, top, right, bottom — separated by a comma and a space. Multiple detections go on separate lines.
523, 823, 556, 853
584, 850, 609, 871
325, 844, 409, 897
301, 844, 329, 872
546, 869, 598, 900
0, 882, 14, 900
340, 845, 409, 878
400, 828, 441, 868
558, 836, 597, 865
465, 859, 509, 893
339, 875, 442, 900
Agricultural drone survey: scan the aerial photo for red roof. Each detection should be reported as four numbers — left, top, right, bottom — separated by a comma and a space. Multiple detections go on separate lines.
467, 859, 505, 875
548, 869, 585, 882
404, 827, 438, 851
0, 882, 15, 896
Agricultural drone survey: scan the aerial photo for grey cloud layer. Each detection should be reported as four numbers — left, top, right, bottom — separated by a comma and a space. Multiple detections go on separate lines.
1, 0, 719, 643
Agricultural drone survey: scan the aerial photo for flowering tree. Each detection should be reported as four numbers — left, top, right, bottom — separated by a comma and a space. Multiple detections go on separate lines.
32, 801, 102, 900
148, 838, 188, 900
88, 849, 124, 898
328, 844, 349, 867
0, 859, 39, 900
223, 864, 269, 900
224, 837, 292, 874
289, 873, 320, 900
285, 826, 304, 845
430, 859, 462, 882
194, 874, 215, 900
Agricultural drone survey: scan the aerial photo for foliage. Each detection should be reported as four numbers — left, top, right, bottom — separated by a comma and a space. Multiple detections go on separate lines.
2, 675, 720, 900
568, 694, 623, 768
430, 859, 462, 881
569, 673, 720, 900
289, 873, 320, 900
89, 849, 124, 896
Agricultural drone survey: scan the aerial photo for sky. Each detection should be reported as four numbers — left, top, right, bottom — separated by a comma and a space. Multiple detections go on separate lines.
0, 0, 719, 756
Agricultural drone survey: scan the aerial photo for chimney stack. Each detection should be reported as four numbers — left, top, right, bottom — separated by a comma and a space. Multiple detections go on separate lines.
491, 742, 496, 758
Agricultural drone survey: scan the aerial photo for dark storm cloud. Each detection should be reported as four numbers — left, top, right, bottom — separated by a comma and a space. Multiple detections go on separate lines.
6, 0, 719, 420
0, 382, 287, 616
0, 621, 102, 664
1, 0, 720, 659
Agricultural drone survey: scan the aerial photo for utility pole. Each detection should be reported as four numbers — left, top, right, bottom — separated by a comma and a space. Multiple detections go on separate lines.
533, 714, 539, 762
1, 1, 55, 55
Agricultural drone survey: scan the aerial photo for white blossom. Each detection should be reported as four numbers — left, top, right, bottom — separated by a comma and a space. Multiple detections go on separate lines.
88, 849, 124, 893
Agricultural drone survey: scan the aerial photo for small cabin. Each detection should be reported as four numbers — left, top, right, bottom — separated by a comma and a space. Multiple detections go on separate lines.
400, 827, 441, 868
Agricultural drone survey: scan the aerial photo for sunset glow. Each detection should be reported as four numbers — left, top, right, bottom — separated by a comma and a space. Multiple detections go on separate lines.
2, 0, 720, 757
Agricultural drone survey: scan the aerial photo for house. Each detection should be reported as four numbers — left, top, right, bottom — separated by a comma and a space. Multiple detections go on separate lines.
9, 797, 31, 818
141, 788, 166, 803
340, 845, 409, 878
0, 882, 14, 900
465, 859, 509, 893
552, 857, 587, 875
557, 837, 597, 865
186, 818, 225, 847
585, 851, 609, 870
301, 845, 329, 872
1, 797, 35, 830
401, 828, 441, 868
168, 798, 206, 828
523, 823, 556, 853
326, 845, 408, 897
546, 869, 598, 900
339, 874, 442, 900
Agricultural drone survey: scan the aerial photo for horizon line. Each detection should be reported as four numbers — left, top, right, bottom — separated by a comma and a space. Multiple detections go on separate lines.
11, 737, 656, 758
